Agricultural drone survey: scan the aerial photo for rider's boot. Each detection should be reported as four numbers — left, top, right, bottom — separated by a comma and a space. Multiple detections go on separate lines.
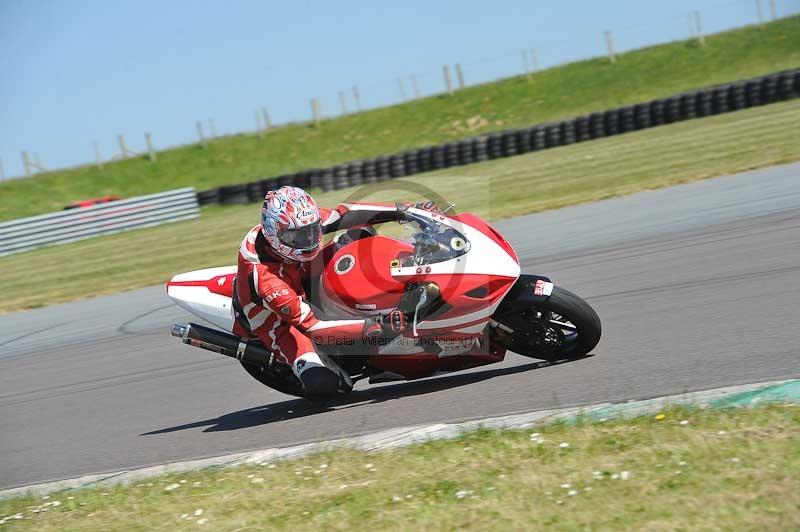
293, 352, 353, 399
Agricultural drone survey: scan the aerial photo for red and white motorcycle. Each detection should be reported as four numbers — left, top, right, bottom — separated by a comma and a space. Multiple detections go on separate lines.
168, 206, 601, 398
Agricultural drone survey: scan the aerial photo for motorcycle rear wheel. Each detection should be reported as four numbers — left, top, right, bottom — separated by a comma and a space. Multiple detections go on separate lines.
494, 286, 601, 361
239, 360, 306, 398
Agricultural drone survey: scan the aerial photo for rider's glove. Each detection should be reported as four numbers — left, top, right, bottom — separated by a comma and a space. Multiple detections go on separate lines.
363, 310, 408, 337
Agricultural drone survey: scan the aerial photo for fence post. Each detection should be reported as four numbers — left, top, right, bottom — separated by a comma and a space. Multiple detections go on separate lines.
253, 111, 263, 137
261, 107, 271, 130
145, 133, 156, 162
118, 134, 126, 158
208, 118, 217, 138
21, 151, 31, 176
694, 11, 706, 46
604, 31, 616, 63
769, 0, 777, 19
410, 75, 421, 98
755, 0, 765, 27
93, 142, 104, 170
398, 77, 407, 101
530, 48, 539, 71
118, 134, 134, 159
352, 85, 362, 112
196, 121, 208, 147
310, 98, 321, 127
443, 65, 453, 95
455, 63, 465, 90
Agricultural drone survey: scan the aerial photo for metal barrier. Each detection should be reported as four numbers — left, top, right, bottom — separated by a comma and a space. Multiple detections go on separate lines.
0, 188, 199, 257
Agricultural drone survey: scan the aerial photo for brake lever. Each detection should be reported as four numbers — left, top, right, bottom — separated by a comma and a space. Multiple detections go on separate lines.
412, 285, 428, 337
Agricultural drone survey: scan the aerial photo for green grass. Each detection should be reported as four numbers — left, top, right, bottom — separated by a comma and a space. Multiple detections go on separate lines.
1, 98, 799, 314
1, 404, 798, 531
1, 17, 799, 221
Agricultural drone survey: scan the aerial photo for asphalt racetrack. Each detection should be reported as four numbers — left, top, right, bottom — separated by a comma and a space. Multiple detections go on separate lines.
1, 163, 798, 490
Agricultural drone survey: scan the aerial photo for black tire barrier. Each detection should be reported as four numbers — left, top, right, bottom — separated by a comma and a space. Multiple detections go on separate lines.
649, 100, 665, 126
376, 155, 391, 177
792, 70, 800, 96
531, 125, 547, 150
500, 131, 518, 156
246, 181, 264, 202
430, 145, 445, 169
292, 171, 310, 189
619, 107, 635, 133
633, 103, 650, 130
761, 74, 779, 104
361, 159, 378, 183
729, 83, 746, 111
305, 169, 323, 190
544, 123, 561, 148
679, 93, 697, 120
744, 81, 761, 108
473, 136, 489, 161
346, 161, 363, 178
695, 90, 712, 117
274, 174, 293, 188
319, 169, 335, 192
444, 142, 460, 166
219, 183, 249, 205
574, 116, 590, 142
560, 121, 576, 145
603, 109, 620, 135
416, 147, 433, 172
389, 154, 406, 177
404, 150, 420, 175
197, 188, 221, 206
260, 178, 278, 195
487, 133, 503, 159
346, 162, 364, 186
514, 129, 532, 155
664, 97, 681, 123
331, 165, 348, 190
588, 112, 605, 138
711, 85, 730, 114
456, 140, 474, 165
777, 71, 796, 99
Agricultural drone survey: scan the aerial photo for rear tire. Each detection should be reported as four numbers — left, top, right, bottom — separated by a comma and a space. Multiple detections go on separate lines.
239, 361, 306, 398
495, 286, 601, 361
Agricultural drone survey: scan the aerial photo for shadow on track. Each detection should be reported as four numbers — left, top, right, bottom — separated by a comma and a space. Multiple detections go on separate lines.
142, 357, 589, 435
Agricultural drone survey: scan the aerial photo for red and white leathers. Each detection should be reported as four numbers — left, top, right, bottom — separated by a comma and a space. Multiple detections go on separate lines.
232, 202, 404, 395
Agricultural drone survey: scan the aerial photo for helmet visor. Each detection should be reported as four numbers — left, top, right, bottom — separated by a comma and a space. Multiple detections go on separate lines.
278, 221, 323, 251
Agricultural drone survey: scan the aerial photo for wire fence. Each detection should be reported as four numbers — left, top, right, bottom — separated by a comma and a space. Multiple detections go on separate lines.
3, 0, 797, 181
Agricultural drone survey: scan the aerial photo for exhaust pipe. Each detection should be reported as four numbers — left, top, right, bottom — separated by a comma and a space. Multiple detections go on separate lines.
171, 322, 274, 368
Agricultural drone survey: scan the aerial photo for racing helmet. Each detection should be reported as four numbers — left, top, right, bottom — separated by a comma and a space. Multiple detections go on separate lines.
261, 186, 323, 262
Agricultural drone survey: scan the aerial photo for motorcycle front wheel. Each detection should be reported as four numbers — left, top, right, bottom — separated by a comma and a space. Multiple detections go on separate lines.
492, 286, 601, 361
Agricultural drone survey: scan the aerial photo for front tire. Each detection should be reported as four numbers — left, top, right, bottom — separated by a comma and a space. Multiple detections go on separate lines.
493, 286, 601, 361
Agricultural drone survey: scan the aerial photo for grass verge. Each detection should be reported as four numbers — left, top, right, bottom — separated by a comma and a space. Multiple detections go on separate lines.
0, 17, 799, 221
1, 404, 798, 531
1, 99, 799, 314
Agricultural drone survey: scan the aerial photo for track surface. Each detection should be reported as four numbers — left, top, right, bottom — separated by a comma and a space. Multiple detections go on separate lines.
1, 163, 799, 490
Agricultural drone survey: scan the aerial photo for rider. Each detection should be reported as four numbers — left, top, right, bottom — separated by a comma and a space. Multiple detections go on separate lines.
233, 186, 411, 398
